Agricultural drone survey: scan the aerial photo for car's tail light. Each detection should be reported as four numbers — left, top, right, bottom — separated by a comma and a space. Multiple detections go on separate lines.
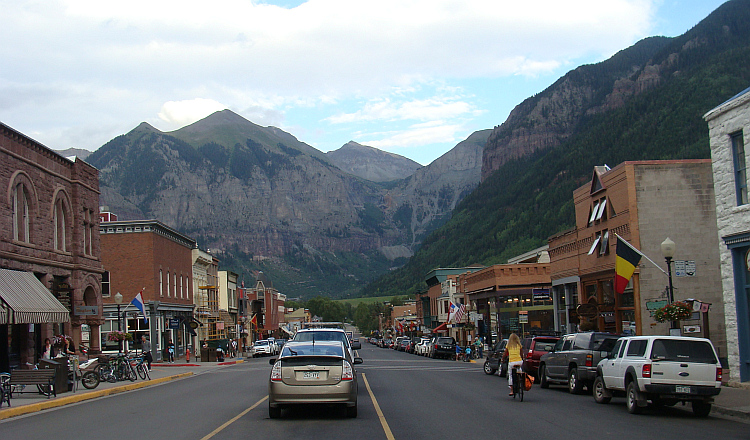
271, 360, 282, 382
342, 361, 354, 381
642, 363, 652, 378
585, 353, 593, 367
716, 367, 723, 382
526, 350, 532, 360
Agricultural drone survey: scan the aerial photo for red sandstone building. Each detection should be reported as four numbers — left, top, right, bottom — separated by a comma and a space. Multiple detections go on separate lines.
0, 122, 104, 372
548, 161, 726, 362
100, 219, 196, 360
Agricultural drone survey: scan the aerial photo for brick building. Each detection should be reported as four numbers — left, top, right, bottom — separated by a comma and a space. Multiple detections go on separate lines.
100, 219, 196, 360
548, 161, 726, 363
0, 122, 104, 372
705, 86, 750, 383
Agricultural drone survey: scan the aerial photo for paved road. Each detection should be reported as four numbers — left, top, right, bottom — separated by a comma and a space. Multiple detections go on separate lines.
2, 340, 748, 439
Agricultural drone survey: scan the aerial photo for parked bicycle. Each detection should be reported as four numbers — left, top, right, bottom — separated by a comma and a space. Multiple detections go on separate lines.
130, 353, 151, 381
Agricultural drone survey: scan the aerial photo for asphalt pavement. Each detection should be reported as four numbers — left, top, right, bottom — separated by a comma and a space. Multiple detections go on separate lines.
1, 351, 749, 424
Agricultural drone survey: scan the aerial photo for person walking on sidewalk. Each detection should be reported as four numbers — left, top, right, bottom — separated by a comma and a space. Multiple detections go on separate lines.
167, 339, 175, 363
503, 333, 523, 396
141, 335, 153, 370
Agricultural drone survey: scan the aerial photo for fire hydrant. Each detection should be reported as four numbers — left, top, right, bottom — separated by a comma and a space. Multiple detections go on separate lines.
186, 347, 191, 363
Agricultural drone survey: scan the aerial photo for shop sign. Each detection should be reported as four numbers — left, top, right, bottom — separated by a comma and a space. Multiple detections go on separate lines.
74, 305, 98, 316
518, 310, 528, 324
532, 288, 550, 300
169, 318, 180, 329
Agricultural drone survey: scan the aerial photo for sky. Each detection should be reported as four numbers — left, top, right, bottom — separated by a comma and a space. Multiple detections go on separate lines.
0, 0, 732, 165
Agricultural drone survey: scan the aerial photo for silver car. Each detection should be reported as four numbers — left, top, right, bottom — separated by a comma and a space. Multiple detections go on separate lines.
268, 340, 363, 418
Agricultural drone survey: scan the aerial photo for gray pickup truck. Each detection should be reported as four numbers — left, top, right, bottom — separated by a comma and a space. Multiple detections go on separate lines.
538, 332, 621, 394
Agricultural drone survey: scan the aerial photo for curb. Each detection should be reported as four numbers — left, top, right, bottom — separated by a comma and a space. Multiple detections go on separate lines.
712, 404, 750, 421
0, 372, 193, 421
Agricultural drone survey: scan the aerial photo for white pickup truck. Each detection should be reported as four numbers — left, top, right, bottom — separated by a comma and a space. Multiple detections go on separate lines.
593, 335, 722, 417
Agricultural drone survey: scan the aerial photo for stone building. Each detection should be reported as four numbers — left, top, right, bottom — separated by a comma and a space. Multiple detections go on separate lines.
0, 122, 104, 372
548, 161, 726, 363
704, 86, 750, 383
99, 218, 196, 360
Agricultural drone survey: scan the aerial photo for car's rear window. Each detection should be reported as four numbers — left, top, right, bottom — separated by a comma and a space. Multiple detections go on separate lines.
282, 345, 344, 358
534, 342, 556, 352
280, 356, 344, 367
592, 337, 619, 352
437, 337, 455, 344
293, 331, 349, 347
255, 341, 268, 346
650, 339, 717, 364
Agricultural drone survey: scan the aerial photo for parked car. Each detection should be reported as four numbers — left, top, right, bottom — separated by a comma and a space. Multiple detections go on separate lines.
483, 338, 508, 377
521, 335, 560, 378
398, 338, 411, 352
415, 338, 431, 355
251, 340, 273, 357
593, 335, 722, 417
539, 332, 621, 394
430, 336, 457, 359
268, 340, 363, 418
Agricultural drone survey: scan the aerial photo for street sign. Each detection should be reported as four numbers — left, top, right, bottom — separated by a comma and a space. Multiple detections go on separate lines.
169, 318, 180, 329
674, 260, 696, 277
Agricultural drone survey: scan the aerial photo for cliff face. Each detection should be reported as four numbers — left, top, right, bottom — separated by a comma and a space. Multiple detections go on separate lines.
481, 36, 674, 180
325, 141, 423, 182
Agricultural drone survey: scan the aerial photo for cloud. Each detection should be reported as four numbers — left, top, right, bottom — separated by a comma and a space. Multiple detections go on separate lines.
157, 99, 228, 128
364, 122, 465, 149
327, 97, 478, 124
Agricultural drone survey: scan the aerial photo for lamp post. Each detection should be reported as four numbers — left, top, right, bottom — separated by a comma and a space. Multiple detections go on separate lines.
114, 292, 123, 353
660, 237, 677, 330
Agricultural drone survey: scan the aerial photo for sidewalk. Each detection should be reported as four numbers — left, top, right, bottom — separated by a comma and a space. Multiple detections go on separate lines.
0, 356, 244, 420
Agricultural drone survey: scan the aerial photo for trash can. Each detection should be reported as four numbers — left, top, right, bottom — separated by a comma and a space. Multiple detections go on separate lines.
39, 358, 68, 394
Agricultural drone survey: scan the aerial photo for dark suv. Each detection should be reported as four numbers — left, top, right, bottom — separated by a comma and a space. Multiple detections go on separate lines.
430, 337, 457, 359
483, 338, 509, 377
521, 336, 560, 378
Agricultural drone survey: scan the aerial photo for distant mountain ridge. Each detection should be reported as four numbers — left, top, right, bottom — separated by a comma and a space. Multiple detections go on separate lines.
86, 110, 484, 298
325, 141, 423, 182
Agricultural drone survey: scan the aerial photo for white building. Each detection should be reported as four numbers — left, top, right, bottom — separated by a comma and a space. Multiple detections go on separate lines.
705, 85, 750, 383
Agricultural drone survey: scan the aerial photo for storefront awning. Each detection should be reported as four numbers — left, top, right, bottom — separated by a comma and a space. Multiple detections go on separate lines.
0, 269, 70, 324
433, 322, 448, 333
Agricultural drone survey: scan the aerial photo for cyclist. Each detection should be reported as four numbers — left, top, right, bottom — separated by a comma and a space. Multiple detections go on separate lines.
502, 333, 523, 396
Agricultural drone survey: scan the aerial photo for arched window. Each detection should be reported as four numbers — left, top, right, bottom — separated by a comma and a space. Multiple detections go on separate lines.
53, 198, 67, 251
13, 183, 30, 242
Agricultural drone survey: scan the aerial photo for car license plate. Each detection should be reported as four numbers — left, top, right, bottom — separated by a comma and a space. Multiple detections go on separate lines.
303, 371, 320, 379
675, 385, 691, 394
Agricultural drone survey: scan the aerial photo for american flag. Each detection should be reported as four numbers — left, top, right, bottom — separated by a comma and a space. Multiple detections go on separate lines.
449, 302, 466, 323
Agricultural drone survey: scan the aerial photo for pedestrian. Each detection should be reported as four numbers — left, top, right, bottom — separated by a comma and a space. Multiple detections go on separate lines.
63, 337, 76, 356
474, 336, 483, 359
216, 345, 225, 362
455, 343, 462, 361
141, 335, 152, 370
167, 339, 175, 363
231, 339, 238, 358
41, 338, 55, 359
503, 333, 523, 396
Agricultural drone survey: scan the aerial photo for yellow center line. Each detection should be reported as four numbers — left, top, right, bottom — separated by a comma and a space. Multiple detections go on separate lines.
200, 395, 268, 440
362, 372, 395, 440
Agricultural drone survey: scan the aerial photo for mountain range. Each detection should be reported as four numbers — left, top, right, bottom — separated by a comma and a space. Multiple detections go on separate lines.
81, 0, 750, 300
85, 109, 488, 298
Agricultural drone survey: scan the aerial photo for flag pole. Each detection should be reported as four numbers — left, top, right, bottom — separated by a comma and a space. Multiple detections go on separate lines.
615, 234, 668, 276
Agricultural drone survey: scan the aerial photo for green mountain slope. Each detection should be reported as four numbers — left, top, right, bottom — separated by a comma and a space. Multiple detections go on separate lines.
361, 0, 750, 298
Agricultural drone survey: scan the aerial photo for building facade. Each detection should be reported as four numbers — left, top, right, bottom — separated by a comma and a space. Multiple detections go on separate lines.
0, 122, 104, 372
705, 86, 750, 383
100, 219, 196, 360
548, 161, 726, 364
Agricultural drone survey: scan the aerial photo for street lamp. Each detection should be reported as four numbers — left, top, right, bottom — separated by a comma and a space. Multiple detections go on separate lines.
114, 292, 123, 353
660, 238, 677, 330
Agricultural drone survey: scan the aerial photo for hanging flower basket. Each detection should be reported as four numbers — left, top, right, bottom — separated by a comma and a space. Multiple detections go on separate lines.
107, 331, 133, 342
652, 302, 692, 323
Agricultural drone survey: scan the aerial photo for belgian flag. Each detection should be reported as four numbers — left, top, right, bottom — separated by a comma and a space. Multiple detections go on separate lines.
615, 237, 642, 294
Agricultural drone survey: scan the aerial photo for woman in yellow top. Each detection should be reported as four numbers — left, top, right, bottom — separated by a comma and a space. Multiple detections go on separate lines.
503, 333, 523, 396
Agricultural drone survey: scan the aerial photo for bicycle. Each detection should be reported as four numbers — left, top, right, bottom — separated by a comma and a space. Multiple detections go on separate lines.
130, 353, 151, 381
511, 366, 526, 401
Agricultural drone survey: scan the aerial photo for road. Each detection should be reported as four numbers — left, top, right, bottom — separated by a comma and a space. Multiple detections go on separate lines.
1, 339, 747, 439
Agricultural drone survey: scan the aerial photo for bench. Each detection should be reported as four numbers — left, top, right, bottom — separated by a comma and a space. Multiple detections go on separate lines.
8, 369, 57, 398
